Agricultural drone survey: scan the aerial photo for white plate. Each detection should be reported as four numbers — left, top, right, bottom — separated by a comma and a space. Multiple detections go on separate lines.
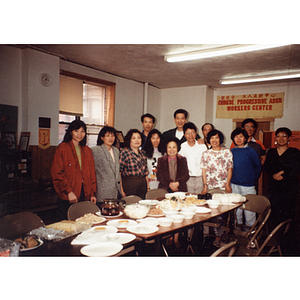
95, 211, 123, 218
196, 200, 207, 206
195, 207, 212, 214
99, 233, 136, 244
75, 216, 106, 225
139, 200, 159, 206
80, 242, 123, 257
71, 226, 118, 245
19, 238, 43, 252
91, 225, 118, 234
107, 219, 137, 229
126, 225, 159, 235
137, 217, 160, 226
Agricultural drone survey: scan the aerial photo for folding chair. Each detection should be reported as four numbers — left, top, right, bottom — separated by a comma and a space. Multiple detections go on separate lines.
67, 201, 100, 220
145, 188, 167, 200
121, 195, 142, 205
210, 241, 237, 257
0, 212, 45, 239
235, 219, 292, 256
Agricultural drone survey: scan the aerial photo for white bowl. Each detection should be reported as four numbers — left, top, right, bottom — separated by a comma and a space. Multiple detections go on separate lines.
170, 214, 185, 223
124, 204, 150, 219
180, 205, 197, 212
206, 200, 220, 208
163, 210, 179, 218
158, 217, 173, 227
137, 217, 159, 226
180, 211, 195, 219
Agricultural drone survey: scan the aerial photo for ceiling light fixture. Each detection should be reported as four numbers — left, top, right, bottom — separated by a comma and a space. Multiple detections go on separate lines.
164, 44, 290, 63
220, 72, 300, 85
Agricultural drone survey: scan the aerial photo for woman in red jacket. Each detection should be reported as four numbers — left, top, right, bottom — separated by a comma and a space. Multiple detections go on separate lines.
51, 120, 97, 219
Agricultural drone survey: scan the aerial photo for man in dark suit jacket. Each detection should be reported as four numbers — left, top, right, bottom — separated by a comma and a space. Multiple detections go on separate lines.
162, 109, 200, 145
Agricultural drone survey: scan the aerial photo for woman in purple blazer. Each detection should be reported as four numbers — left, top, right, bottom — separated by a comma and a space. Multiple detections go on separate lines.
156, 137, 189, 192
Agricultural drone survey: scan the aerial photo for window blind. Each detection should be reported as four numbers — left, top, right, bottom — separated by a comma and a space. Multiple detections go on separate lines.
59, 75, 83, 116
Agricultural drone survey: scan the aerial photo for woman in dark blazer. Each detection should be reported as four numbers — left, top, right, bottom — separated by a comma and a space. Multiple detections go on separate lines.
156, 137, 189, 192
91, 126, 121, 205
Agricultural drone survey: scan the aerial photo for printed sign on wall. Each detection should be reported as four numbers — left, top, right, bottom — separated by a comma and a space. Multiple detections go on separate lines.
216, 92, 284, 119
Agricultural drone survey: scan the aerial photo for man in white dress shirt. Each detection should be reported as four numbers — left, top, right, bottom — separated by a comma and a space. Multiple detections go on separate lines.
179, 122, 207, 194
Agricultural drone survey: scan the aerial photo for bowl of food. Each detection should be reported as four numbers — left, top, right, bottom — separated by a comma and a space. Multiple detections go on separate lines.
157, 217, 173, 227
124, 204, 150, 219
180, 211, 195, 220
206, 200, 220, 208
170, 214, 185, 223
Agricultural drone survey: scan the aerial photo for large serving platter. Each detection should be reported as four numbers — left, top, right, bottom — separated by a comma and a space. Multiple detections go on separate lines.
126, 225, 159, 235
99, 233, 136, 244
80, 242, 123, 257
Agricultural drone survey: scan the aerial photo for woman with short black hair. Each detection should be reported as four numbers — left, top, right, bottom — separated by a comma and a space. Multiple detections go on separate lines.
119, 129, 148, 199
264, 127, 300, 227
91, 126, 121, 205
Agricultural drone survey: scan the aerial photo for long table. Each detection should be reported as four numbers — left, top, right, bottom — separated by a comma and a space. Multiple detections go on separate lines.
20, 202, 244, 257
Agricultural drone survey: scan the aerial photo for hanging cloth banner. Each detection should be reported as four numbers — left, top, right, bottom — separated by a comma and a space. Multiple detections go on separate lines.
39, 128, 50, 149
216, 92, 284, 119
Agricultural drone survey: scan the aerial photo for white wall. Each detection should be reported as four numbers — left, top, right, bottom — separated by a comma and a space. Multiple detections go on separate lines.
160, 85, 208, 134
0, 45, 161, 146
213, 82, 300, 147
147, 85, 161, 129
0, 45, 22, 138
2, 45, 299, 149
24, 48, 60, 146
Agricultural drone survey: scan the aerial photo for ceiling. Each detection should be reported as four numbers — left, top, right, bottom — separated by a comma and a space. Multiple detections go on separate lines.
19, 44, 300, 89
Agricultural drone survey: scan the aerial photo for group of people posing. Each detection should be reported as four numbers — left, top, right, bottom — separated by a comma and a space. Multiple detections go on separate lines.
51, 109, 300, 243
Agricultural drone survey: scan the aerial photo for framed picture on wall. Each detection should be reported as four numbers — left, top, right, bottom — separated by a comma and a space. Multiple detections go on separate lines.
115, 131, 124, 143
19, 132, 30, 151
2, 132, 17, 150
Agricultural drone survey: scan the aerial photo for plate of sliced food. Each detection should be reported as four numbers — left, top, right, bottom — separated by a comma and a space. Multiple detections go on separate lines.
75, 213, 106, 224
15, 235, 43, 251
147, 206, 165, 217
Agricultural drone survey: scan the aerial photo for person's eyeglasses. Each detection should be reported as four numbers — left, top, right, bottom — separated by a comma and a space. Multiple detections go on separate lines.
185, 131, 196, 135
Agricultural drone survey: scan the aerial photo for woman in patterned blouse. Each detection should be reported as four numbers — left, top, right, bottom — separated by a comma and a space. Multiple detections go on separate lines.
119, 129, 149, 199
200, 129, 233, 247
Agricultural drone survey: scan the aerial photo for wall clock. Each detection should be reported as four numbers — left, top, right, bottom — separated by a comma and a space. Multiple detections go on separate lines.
40, 73, 52, 86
